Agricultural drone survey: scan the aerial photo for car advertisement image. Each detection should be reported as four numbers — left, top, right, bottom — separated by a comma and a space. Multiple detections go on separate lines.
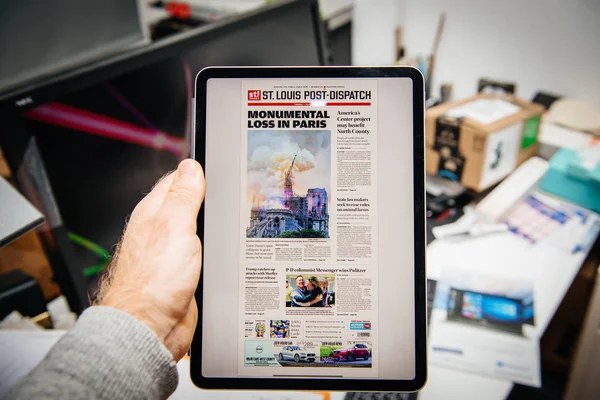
331, 343, 371, 362
244, 340, 281, 367
276, 343, 319, 365
321, 342, 372, 366
244, 340, 372, 368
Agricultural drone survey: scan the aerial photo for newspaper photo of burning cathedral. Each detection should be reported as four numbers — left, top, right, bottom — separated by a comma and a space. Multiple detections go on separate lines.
247, 150, 329, 239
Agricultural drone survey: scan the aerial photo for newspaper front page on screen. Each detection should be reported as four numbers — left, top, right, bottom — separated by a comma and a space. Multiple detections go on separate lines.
238, 79, 379, 378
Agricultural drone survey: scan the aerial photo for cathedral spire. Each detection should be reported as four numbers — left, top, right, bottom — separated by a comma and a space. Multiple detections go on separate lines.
284, 150, 298, 198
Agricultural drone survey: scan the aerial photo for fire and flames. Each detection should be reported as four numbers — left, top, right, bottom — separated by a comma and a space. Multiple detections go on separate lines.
248, 146, 316, 210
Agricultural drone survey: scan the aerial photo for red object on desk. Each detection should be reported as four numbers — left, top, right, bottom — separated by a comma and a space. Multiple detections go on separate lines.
436, 208, 456, 223
165, 2, 192, 19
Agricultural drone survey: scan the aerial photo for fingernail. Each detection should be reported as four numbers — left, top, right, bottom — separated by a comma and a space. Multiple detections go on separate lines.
178, 159, 198, 178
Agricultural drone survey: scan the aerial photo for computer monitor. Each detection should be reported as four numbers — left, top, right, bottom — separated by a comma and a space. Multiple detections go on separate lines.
0, 0, 326, 313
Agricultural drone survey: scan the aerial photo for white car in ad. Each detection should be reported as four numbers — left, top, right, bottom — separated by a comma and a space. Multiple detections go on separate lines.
278, 346, 316, 363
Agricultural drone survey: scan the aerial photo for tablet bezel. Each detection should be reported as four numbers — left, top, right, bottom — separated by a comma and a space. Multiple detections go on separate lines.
192, 66, 426, 392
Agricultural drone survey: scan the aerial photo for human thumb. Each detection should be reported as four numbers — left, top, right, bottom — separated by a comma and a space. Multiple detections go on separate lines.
159, 159, 205, 231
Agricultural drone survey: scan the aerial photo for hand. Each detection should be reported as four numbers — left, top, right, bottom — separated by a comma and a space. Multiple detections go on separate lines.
97, 159, 205, 361
310, 294, 323, 305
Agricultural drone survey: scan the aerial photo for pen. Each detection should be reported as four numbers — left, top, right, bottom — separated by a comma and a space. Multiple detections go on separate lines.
436, 208, 456, 223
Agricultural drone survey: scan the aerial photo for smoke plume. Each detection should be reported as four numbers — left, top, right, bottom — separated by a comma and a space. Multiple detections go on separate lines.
247, 130, 330, 209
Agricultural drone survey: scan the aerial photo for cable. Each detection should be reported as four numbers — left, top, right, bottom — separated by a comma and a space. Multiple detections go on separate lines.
82, 261, 109, 278
24, 102, 186, 157
67, 232, 112, 277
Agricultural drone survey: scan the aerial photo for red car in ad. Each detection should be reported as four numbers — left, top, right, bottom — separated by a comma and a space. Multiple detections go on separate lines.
332, 344, 370, 362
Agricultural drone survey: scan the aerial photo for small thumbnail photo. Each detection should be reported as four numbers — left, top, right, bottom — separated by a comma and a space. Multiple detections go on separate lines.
270, 320, 291, 338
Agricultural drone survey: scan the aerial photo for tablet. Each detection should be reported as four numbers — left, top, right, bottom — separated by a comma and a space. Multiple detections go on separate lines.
192, 67, 426, 392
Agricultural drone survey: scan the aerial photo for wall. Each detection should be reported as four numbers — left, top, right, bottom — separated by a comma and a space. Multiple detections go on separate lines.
352, 0, 600, 105
320, 0, 354, 17
352, 0, 403, 66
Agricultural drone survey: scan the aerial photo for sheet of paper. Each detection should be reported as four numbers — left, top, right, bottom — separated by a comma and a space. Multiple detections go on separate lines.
501, 190, 600, 251
418, 364, 513, 400
0, 176, 44, 247
476, 157, 549, 221
428, 269, 541, 387
446, 99, 520, 125
539, 122, 595, 150
0, 330, 66, 397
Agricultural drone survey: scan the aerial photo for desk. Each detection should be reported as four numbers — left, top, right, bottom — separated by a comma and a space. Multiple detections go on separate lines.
419, 221, 598, 399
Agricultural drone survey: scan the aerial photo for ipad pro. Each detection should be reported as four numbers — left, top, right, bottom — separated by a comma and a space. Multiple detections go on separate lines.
191, 67, 426, 392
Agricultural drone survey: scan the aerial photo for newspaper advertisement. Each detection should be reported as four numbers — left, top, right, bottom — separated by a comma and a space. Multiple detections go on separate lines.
238, 79, 378, 377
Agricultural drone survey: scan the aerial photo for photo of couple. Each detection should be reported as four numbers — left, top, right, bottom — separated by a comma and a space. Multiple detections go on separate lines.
285, 274, 335, 308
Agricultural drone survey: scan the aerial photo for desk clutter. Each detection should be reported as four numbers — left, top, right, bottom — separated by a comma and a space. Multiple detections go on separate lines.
415, 77, 600, 400
424, 90, 600, 399
426, 94, 544, 192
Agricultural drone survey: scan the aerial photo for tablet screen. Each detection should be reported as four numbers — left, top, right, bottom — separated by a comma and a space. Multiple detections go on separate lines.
201, 75, 418, 381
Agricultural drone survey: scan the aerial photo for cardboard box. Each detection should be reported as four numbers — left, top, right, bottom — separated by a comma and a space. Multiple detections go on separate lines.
426, 94, 544, 191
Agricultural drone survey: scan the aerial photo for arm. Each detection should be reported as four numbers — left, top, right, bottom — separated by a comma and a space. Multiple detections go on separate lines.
6, 307, 177, 400
7, 160, 205, 400
291, 290, 318, 304
294, 298, 321, 306
292, 293, 323, 307
290, 291, 306, 306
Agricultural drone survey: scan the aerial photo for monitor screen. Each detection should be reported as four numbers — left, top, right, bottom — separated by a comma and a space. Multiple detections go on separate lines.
482, 296, 519, 321
461, 292, 483, 320
461, 292, 522, 323
6, 1, 323, 280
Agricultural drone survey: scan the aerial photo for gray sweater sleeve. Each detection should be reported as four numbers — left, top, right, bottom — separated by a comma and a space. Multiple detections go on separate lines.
6, 306, 178, 399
